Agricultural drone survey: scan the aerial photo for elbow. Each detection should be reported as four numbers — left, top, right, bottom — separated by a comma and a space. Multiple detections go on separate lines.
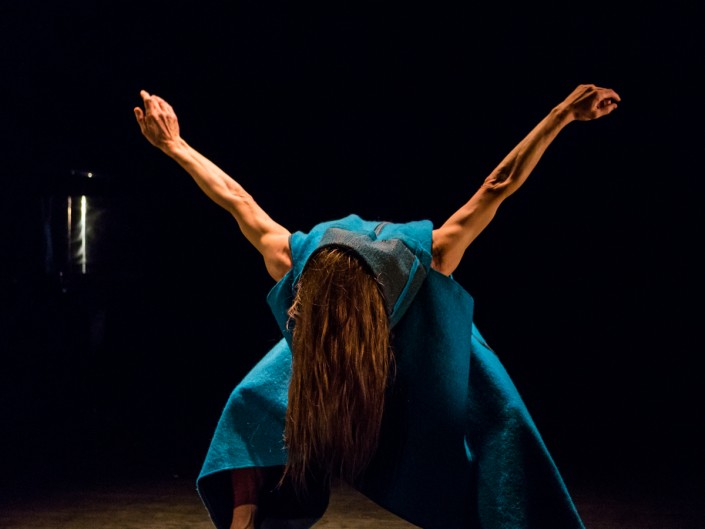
485, 157, 529, 198
483, 170, 514, 197
223, 189, 254, 215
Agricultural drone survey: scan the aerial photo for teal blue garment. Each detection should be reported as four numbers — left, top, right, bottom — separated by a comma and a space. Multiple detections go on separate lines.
196, 214, 585, 529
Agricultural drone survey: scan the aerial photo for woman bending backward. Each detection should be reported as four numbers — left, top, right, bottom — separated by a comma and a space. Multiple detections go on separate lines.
134, 84, 620, 529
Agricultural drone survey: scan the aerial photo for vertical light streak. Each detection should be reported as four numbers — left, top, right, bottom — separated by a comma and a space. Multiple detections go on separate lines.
80, 195, 88, 274
67, 196, 73, 267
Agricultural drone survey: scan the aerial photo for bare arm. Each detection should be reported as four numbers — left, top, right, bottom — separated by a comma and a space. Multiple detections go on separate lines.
431, 84, 621, 276
134, 90, 292, 281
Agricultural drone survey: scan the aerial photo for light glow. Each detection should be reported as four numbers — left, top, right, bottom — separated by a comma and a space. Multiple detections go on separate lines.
79, 195, 88, 274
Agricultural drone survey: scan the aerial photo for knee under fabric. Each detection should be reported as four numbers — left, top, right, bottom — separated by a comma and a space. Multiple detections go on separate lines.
232, 467, 268, 507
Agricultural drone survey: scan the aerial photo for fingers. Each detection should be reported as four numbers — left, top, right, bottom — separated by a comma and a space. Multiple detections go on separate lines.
151, 95, 166, 111
597, 86, 620, 101
139, 89, 152, 110
135, 90, 151, 121
582, 85, 620, 117
599, 90, 620, 112
602, 87, 621, 102
140, 89, 160, 116
138, 89, 175, 116
152, 94, 174, 114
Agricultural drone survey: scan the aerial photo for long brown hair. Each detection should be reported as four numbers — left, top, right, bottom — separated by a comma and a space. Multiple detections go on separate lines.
283, 246, 393, 492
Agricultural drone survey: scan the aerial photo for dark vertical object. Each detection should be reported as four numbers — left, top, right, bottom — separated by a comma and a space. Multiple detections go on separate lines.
4, 169, 132, 486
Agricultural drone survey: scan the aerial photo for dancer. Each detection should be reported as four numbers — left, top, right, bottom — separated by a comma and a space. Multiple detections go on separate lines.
134, 83, 620, 529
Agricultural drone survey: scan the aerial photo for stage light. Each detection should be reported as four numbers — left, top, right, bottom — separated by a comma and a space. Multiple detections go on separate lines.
41, 169, 111, 291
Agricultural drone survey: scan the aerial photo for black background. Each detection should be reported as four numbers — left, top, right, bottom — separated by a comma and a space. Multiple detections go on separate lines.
1, 0, 703, 503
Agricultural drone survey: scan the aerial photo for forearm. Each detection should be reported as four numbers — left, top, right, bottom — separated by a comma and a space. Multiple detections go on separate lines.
432, 104, 576, 275
432, 84, 618, 275
188, 145, 248, 196
485, 104, 573, 196
163, 138, 287, 252
134, 90, 294, 280
445, 106, 573, 235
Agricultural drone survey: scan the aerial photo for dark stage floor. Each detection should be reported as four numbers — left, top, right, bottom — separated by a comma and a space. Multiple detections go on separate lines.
1, 474, 703, 529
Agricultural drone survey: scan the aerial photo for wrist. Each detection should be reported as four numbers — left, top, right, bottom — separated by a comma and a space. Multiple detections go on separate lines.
161, 137, 189, 158
549, 104, 574, 128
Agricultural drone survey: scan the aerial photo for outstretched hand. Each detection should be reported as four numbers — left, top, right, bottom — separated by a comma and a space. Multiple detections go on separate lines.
560, 84, 621, 121
134, 90, 181, 152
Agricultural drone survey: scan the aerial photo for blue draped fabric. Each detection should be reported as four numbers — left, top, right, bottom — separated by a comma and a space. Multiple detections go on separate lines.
196, 214, 585, 529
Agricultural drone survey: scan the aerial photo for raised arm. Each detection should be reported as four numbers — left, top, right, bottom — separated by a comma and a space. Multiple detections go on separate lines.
431, 84, 621, 276
134, 90, 292, 281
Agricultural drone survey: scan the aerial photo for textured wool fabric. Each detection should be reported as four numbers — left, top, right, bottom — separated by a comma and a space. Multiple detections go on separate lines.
196, 214, 585, 529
